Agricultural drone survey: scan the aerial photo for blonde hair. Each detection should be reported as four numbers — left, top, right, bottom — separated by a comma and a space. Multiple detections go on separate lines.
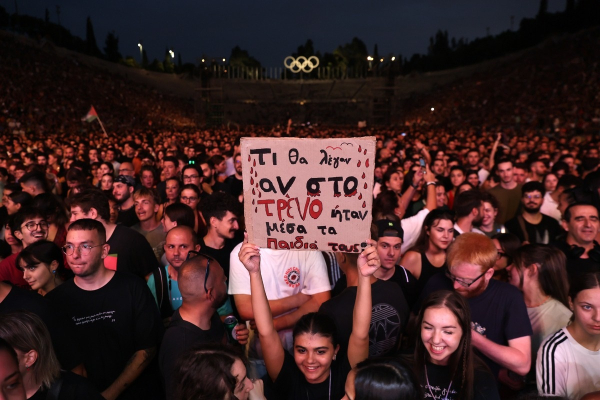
447, 232, 497, 272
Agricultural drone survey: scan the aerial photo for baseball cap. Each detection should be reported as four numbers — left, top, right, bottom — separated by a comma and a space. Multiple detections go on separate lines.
114, 175, 136, 187
374, 219, 404, 241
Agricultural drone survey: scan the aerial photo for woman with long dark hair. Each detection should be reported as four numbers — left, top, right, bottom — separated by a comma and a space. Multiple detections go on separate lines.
238, 234, 378, 399
401, 209, 455, 297
507, 244, 571, 382
413, 291, 499, 400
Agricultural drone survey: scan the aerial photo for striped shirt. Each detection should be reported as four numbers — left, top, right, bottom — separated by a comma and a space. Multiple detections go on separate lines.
537, 327, 600, 399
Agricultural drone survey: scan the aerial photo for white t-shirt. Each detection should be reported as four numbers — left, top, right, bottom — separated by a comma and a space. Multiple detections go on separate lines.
527, 299, 572, 381
540, 192, 561, 222
401, 208, 430, 253
537, 327, 600, 399
453, 223, 485, 236
229, 244, 331, 356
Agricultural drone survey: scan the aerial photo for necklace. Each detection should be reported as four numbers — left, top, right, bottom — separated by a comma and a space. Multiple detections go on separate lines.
425, 361, 453, 400
305, 368, 331, 400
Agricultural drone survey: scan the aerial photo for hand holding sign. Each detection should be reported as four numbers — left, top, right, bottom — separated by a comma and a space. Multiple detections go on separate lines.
357, 239, 380, 277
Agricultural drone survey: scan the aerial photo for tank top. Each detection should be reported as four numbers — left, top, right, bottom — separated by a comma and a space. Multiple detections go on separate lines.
417, 251, 447, 295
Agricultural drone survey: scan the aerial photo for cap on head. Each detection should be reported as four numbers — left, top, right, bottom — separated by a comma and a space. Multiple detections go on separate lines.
374, 219, 404, 241
114, 175, 135, 187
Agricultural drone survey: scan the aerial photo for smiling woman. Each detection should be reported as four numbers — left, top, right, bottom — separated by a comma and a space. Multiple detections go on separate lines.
238, 234, 378, 400
413, 291, 499, 400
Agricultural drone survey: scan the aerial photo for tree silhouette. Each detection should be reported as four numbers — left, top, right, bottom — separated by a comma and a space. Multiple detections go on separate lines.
104, 31, 122, 62
85, 17, 102, 57
229, 46, 261, 68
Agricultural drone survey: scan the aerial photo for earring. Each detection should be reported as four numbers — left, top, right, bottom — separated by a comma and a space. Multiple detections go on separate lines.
52, 270, 56, 274
333, 354, 337, 361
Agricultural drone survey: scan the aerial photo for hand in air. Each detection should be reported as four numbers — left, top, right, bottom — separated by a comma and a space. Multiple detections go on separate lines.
239, 232, 261, 273
357, 239, 380, 277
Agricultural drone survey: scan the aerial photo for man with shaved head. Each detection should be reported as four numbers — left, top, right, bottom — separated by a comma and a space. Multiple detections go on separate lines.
147, 225, 200, 318
158, 253, 248, 398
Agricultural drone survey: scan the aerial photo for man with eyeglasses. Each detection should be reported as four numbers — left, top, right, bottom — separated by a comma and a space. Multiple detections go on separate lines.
159, 252, 249, 399
505, 181, 561, 245
420, 232, 532, 388
0, 208, 48, 287
46, 219, 163, 400
181, 164, 209, 202
67, 189, 158, 280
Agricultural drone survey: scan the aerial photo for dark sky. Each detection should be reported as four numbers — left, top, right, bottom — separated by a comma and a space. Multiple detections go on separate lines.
16, 0, 564, 67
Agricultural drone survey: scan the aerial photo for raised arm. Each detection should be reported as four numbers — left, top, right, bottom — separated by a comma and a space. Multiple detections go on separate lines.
238, 233, 285, 382
347, 240, 380, 368
487, 132, 502, 171
423, 165, 437, 211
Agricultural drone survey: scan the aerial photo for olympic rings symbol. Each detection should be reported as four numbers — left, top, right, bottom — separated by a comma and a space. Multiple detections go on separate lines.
284, 56, 320, 73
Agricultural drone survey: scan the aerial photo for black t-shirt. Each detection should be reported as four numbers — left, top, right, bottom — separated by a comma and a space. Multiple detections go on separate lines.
320, 280, 409, 358
116, 205, 139, 228
420, 275, 532, 378
198, 237, 241, 279
46, 272, 163, 399
271, 350, 350, 400
553, 240, 600, 284
223, 175, 243, 198
419, 360, 500, 400
505, 214, 562, 244
0, 285, 82, 370
159, 310, 225, 399
107, 224, 158, 279
332, 265, 419, 309
29, 370, 104, 400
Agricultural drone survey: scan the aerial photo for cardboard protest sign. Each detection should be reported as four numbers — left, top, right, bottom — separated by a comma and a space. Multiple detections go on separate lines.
242, 137, 375, 252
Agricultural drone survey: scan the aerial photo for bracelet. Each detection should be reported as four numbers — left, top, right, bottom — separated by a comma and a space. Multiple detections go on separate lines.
426, 181, 436, 186
411, 182, 419, 189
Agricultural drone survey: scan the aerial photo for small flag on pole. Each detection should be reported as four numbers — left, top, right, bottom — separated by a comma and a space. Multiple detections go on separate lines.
82, 106, 98, 123
81, 105, 108, 137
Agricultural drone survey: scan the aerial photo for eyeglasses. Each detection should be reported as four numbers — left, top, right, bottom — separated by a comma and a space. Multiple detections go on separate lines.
21, 221, 49, 232
445, 269, 488, 288
62, 243, 105, 256
183, 175, 199, 180
497, 250, 506, 259
180, 196, 198, 202
186, 250, 211, 293
524, 194, 542, 200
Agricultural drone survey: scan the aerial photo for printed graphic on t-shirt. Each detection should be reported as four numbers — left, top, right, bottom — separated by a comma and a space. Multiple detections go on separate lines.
471, 321, 486, 336
284, 266, 301, 287
369, 303, 401, 356
72, 311, 116, 325
423, 383, 458, 400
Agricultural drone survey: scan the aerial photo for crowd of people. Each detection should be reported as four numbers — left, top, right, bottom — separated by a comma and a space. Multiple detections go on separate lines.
0, 120, 599, 400
1, 26, 600, 400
